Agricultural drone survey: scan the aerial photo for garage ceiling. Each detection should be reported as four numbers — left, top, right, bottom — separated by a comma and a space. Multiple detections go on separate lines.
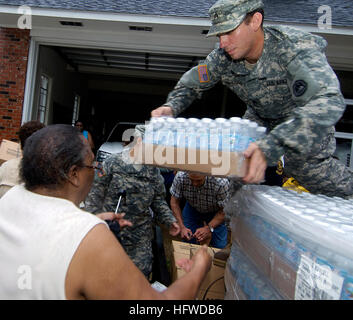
54, 47, 205, 74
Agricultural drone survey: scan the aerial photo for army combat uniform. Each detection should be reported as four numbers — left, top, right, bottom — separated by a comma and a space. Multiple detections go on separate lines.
85, 151, 177, 277
164, 25, 353, 198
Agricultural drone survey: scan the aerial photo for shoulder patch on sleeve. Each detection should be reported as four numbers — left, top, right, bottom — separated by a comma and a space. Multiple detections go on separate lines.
292, 80, 307, 97
287, 60, 320, 103
198, 64, 209, 83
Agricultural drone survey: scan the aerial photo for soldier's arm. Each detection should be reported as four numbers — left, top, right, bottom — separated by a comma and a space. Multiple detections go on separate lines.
256, 47, 346, 165
150, 171, 176, 227
162, 49, 224, 117
84, 159, 113, 213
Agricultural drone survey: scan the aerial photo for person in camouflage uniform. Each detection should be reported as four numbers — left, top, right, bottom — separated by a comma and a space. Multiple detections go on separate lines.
151, 0, 353, 198
85, 135, 180, 277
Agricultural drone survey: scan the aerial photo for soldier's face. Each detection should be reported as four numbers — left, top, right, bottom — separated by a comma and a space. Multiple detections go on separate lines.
218, 17, 260, 62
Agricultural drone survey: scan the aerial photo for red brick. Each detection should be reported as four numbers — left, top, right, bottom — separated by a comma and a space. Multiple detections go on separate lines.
0, 27, 30, 141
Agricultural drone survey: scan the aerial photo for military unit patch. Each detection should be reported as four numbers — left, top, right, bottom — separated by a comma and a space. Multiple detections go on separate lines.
198, 64, 210, 83
293, 80, 307, 97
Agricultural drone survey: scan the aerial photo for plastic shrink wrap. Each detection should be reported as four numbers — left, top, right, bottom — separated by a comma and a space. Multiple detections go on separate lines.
224, 185, 353, 300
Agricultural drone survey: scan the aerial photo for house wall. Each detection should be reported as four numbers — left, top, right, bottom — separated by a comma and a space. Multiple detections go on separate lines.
32, 46, 88, 126
0, 27, 30, 142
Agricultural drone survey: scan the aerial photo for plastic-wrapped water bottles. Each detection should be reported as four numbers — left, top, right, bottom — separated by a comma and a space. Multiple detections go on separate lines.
146, 116, 266, 152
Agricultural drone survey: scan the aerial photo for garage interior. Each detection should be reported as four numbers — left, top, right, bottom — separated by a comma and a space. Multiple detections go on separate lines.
33, 44, 247, 152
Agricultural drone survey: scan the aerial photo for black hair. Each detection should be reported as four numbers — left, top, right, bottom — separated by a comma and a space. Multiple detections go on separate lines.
244, 8, 264, 28
20, 124, 90, 190
18, 120, 45, 150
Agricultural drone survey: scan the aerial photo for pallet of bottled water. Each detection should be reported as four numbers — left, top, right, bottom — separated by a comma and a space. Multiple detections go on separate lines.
225, 185, 353, 300
134, 117, 266, 177
225, 242, 284, 300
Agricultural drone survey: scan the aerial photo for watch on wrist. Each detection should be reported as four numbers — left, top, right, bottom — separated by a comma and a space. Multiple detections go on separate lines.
208, 224, 214, 233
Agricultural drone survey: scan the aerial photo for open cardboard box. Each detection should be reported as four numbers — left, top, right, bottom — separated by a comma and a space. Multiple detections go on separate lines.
171, 240, 225, 300
130, 142, 249, 178
0, 139, 21, 165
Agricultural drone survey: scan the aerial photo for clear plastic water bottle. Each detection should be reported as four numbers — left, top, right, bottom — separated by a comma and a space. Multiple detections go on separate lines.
193, 121, 204, 149
155, 118, 170, 145
175, 118, 187, 148
229, 117, 242, 152
186, 118, 199, 149
199, 118, 212, 150
248, 122, 258, 143
144, 120, 154, 144
153, 117, 165, 144
209, 122, 219, 150
201, 118, 213, 125
255, 126, 267, 140
165, 117, 177, 146
237, 120, 250, 151
221, 120, 232, 151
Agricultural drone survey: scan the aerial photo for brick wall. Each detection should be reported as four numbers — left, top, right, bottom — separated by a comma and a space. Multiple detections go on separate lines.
0, 27, 30, 142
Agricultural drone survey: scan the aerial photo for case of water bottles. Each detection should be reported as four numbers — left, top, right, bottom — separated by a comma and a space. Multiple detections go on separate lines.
224, 185, 353, 300
135, 116, 266, 177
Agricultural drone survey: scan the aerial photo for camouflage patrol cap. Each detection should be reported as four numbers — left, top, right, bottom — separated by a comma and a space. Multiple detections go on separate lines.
207, 0, 264, 37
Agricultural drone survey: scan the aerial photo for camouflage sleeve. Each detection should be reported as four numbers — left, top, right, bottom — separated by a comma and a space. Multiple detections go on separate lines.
257, 48, 346, 165
165, 49, 224, 116
84, 158, 113, 214
150, 170, 176, 228
243, 107, 267, 127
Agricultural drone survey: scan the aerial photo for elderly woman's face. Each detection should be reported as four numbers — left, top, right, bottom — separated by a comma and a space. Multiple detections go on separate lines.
77, 138, 96, 202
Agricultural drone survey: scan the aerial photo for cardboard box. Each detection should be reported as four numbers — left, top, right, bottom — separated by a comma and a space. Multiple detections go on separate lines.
131, 142, 249, 178
0, 139, 21, 164
197, 289, 225, 300
232, 217, 297, 300
171, 240, 225, 300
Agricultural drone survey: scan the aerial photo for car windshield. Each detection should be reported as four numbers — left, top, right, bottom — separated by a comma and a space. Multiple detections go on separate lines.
106, 123, 140, 143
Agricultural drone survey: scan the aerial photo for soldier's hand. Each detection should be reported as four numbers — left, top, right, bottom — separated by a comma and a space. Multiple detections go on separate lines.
151, 105, 173, 118
242, 142, 267, 184
169, 222, 181, 236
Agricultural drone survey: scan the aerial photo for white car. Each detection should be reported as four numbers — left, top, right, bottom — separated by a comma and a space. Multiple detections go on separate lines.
96, 122, 143, 163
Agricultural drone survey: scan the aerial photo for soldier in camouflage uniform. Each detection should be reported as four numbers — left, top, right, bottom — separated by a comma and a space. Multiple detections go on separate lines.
85, 134, 180, 277
151, 0, 353, 198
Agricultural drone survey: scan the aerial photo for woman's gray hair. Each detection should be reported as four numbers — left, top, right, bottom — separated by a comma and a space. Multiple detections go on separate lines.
20, 124, 91, 190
